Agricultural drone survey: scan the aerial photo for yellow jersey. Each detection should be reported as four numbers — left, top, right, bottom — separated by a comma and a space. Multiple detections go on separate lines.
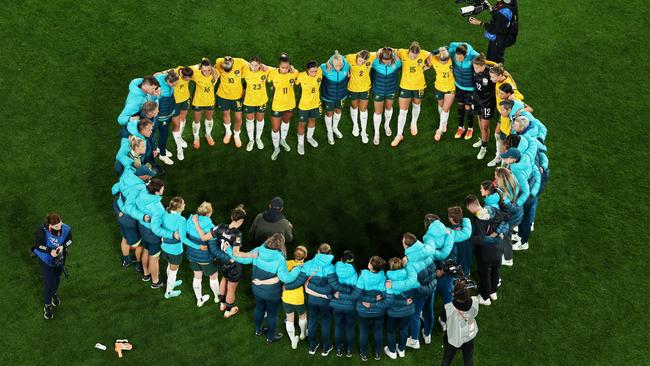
173, 66, 191, 103
497, 77, 524, 135
430, 57, 455, 93
242, 67, 271, 107
215, 57, 247, 100
296, 68, 322, 110
346, 52, 376, 92
281, 260, 304, 305
268, 69, 298, 111
397, 48, 431, 90
191, 65, 218, 107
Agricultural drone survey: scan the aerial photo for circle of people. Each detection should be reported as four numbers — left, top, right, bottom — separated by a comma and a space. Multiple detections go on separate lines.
112, 40, 550, 361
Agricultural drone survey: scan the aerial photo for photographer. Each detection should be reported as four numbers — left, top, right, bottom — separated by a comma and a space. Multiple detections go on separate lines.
468, 0, 518, 63
440, 281, 479, 366
32, 213, 72, 320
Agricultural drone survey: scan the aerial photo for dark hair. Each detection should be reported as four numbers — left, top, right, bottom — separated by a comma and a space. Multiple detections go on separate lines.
200, 58, 212, 67
388, 257, 403, 270
278, 52, 290, 64
46, 213, 61, 226
424, 214, 440, 230
180, 66, 194, 78
358, 50, 370, 61
318, 243, 332, 254
369, 256, 386, 272
231, 204, 246, 222
166, 70, 179, 83
402, 232, 417, 247
341, 250, 355, 263
137, 118, 153, 132
306, 60, 318, 70
454, 281, 470, 302
140, 101, 158, 116
142, 76, 160, 87
499, 99, 515, 110
505, 134, 521, 149
455, 44, 468, 56
147, 178, 164, 194
249, 55, 262, 64
473, 53, 487, 66
481, 180, 497, 195
447, 206, 463, 224
499, 83, 514, 94
464, 194, 480, 207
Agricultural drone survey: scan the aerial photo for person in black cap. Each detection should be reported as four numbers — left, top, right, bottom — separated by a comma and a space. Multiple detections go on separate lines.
249, 197, 293, 246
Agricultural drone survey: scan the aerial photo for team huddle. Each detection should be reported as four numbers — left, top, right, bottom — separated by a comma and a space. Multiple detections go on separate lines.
112, 40, 550, 361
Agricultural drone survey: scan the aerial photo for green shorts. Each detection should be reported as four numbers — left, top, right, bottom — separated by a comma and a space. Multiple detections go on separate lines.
173, 100, 190, 116
347, 91, 369, 100
321, 99, 344, 112
399, 88, 425, 99
193, 105, 214, 111
373, 93, 396, 102
434, 88, 455, 101
243, 104, 267, 114
271, 109, 293, 117
283, 302, 306, 315
298, 108, 320, 122
188, 261, 219, 276
161, 251, 183, 266
217, 96, 243, 112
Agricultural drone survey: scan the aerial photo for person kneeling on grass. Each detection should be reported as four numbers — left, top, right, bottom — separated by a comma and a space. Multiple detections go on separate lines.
234, 233, 302, 343
191, 204, 253, 318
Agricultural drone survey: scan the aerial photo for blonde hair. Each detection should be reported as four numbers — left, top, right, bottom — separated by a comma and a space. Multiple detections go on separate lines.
331, 50, 343, 67
388, 257, 403, 270
495, 167, 520, 203
294, 245, 308, 261
196, 201, 213, 216
438, 47, 450, 61
514, 116, 530, 130
167, 197, 184, 212
265, 233, 287, 257
318, 243, 332, 254
129, 136, 145, 151
408, 41, 421, 54
490, 63, 513, 79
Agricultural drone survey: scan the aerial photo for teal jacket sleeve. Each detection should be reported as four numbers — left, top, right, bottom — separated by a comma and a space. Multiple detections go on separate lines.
123, 192, 145, 221
277, 263, 302, 283
233, 246, 260, 264
181, 223, 202, 250
452, 218, 472, 242
115, 139, 134, 168
327, 272, 350, 292
150, 208, 174, 239
308, 281, 332, 296
515, 173, 530, 207
338, 277, 364, 301
117, 102, 140, 126
284, 272, 307, 290
111, 182, 120, 196
434, 233, 455, 261
529, 164, 542, 197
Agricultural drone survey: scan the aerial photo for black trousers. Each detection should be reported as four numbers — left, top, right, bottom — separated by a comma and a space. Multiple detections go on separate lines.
441, 334, 474, 366
487, 39, 506, 64
39, 260, 63, 305
477, 260, 500, 300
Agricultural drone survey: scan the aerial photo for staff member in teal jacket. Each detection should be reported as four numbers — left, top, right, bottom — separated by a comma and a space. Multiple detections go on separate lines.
321, 51, 351, 145
285, 244, 336, 356
111, 165, 146, 270
33, 213, 72, 320
150, 196, 186, 299
447, 42, 480, 139
326, 250, 358, 358
117, 76, 160, 125
370, 48, 402, 145
153, 71, 179, 165
382, 258, 419, 359
335, 256, 386, 362
236, 233, 302, 343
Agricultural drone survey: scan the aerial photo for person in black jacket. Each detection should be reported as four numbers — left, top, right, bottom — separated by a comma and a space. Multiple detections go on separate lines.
249, 197, 293, 246
468, 0, 518, 63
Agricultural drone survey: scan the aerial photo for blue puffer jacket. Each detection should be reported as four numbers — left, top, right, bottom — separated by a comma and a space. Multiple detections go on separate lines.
129, 190, 162, 228
338, 269, 386, 318
448, 42, 479, 90
405, 241, 437, 297
371, 58, 402, 96
235, 245, 302, 301
447, 218, 472, 262
285, 253, 335, 305
182, 215, 217, 264
423, 220, 454, 261
111, 167, 145, 213
510, 156, 533, 207
536, 142, 549, 172
510, 100, 548, 142
321, 57, 350, 102
383, 266, 419, 317
484, 192, 501, 209
327, 262, 359, 311
150, 207, 186, 256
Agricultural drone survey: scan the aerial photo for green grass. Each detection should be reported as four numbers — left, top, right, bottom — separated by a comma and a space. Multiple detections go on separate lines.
2, 0, 649, 364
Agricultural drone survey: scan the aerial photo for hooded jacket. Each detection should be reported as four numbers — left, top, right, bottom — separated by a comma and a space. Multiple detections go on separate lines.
285, 253, 335, 305
327, 261, 359, 311
423, 220, 455, 261
235, 245, 302, 300
337, 269, 387, 318
249, 209, 293, 245
382, 266, 419, 317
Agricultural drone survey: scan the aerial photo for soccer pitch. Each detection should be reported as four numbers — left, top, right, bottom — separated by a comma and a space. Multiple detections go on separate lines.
3, 0, 648, 364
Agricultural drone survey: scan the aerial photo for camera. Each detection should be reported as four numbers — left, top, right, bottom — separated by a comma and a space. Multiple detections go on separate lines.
443, 259, 477, 289
52, 252, 65, 266
456, 0, 491, 17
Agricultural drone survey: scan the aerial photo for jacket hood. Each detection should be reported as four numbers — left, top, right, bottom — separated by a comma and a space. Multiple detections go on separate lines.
510, 155, 532, 175
262, 208, 285, 223
312, 253, 334, 267
484, 192, 500, 207
335, 262, 358, 285
386, 268, 407, 281
405, 241, 427, 261
360, 269, 386, 291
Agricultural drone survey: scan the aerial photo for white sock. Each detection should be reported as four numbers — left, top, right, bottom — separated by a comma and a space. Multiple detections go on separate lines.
223, 122, 232, 136
286, 321, 296, 339
298, 133, 305, 146
495, 134, 502, 156
410, 103, 421, 126
245, 119, 255, 141
205, 119, 214, 136
172, 131, 182, 147
272, 131, 280, 149
209, 277, 220, 298
280, 122, 290, 141
438, 105, 443, 116
324, 115, 333, 135
166, 265, 170, 277
192, 278, 202, 301
333, 112, 342, 131
234, 130, 240, 139
360, 110, 368, 134
397, 109, 408, 136
298, 318, 308, 338
384, 108, 394, 124
350, 107, 359, 126
192, 121, 201, 139
166, 269, 178, 294
440, 111, 450, 131
307, 126, 315, 140
373, 113, 382, 136
256, 119, 265, 140
180, 120, 186, 134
